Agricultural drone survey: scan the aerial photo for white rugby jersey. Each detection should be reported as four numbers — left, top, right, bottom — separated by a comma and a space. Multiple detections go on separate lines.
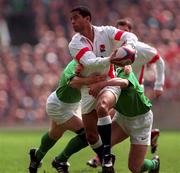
132, 41, 165, 90
69, 25, 137, 78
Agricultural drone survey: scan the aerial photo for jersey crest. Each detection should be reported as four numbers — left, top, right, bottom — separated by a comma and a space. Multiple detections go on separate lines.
100, 44, 106, 52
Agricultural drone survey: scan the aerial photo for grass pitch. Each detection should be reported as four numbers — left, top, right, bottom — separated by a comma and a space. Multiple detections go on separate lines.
0, 129, 180, 173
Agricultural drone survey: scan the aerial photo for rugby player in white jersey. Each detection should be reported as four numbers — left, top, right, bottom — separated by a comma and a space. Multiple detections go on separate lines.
116, 19, 165, 99
87, 19, 164, 168
69, 6, 137, 173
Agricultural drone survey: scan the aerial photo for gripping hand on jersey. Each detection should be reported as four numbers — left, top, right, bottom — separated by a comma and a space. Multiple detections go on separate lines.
89, 82, 104, 98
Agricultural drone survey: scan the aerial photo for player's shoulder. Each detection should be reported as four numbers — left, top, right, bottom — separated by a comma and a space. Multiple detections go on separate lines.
69, 33, 84, 48
70, 33, 81, 43
94, 25, 117, 32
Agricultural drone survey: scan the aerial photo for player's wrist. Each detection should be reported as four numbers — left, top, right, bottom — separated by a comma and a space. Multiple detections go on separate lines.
102, 57, 111, 65
154, 85, 163, 91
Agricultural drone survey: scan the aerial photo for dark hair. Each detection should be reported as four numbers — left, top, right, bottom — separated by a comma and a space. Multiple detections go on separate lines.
71, 6, 92, 21
116, 19, 133, 31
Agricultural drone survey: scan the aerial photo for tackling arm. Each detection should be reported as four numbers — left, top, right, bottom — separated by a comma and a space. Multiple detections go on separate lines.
89, 77, 129, 98
69, 75, 106, 89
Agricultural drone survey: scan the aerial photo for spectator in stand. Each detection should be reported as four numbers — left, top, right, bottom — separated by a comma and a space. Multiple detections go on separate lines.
0, 13, 11, 47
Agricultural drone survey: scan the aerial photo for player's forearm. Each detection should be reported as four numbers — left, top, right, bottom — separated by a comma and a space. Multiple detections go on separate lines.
154, 57, 165, 90
80, 52, 110, 67
96, 78, 129, 89
69, 76, 86, 89
69, 75, 106, 88
108, 78, 129, 88
70, 46, 111, 68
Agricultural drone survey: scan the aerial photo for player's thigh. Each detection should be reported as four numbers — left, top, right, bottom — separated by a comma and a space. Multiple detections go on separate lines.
81, 87, 96, 114
111, 121, 128, 146
49, 115, 83, 139
128, 111, 153, 146
47, 91, 81, 126
63, 115, 83, 132
49, 120, 66, 139
128, 144, 148, 172
82, 110, 98, 135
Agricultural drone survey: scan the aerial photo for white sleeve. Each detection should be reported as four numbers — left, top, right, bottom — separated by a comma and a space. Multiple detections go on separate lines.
103, 26, 138, 48
154, 57, 165, 91
69, 42, 110, 68
120, 31, 138, 49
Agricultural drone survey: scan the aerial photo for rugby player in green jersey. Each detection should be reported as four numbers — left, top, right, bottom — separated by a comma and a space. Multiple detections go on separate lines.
28, 60, 105, 173
88, 66, 160, 173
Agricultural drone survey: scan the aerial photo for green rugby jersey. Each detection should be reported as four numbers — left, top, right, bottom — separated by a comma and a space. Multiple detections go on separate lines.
56, 60, 81, 103
115, 68, 152, 117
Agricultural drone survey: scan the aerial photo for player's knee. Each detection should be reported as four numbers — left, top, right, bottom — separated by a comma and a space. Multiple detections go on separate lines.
96, 99, 109, 115
48, 129, 63, 140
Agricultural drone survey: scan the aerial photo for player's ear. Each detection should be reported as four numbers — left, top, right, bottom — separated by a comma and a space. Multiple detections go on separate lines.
85, 16, 91, 22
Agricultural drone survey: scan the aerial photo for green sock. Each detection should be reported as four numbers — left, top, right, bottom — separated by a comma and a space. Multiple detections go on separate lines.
36, 132, 57, 161
141, 159, 158, 172
56, 128, 88, 162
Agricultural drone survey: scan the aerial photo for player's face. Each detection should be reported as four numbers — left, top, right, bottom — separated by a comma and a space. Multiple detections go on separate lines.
70, 11, 87, 33
117, 25, 130, 32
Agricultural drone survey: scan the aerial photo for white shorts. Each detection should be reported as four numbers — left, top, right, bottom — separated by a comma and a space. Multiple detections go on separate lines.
46, 91, 81, 124
113, 110, 153, 145
81, 86, 121, 114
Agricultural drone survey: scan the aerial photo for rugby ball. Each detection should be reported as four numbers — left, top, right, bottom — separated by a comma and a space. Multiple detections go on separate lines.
112, 46, 135, 66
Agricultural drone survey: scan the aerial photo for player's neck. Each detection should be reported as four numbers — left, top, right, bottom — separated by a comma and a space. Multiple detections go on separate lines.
82, 25, 94, 42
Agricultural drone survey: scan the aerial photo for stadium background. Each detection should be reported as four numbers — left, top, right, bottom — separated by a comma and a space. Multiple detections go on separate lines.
0, 0, 180, 130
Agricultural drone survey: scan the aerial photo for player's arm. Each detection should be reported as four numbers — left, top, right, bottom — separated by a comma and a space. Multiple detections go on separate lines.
104, 26, 137, 65
69, 42, 110, 68
69, 75, 106, 89
103, 26, 138, 48
153, 56, 165, 97
148, 51, 165, 98
89, 77, 129, 98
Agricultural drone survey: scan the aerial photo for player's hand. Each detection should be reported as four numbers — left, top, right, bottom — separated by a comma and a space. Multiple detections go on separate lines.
76, 64, 83, 76
109, 49, 119, 64
123, 65, 132, 74
89, 83, 103, 98
154, 89, 163, 98
109, 49, 118, 59
110, 46, 135, 67
145, 89, 163, 100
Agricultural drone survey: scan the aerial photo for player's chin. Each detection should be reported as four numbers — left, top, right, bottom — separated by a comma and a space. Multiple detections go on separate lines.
73, 26, 80, 32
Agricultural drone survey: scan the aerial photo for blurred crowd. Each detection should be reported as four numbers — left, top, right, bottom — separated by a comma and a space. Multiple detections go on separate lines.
0, 0, 180, 124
